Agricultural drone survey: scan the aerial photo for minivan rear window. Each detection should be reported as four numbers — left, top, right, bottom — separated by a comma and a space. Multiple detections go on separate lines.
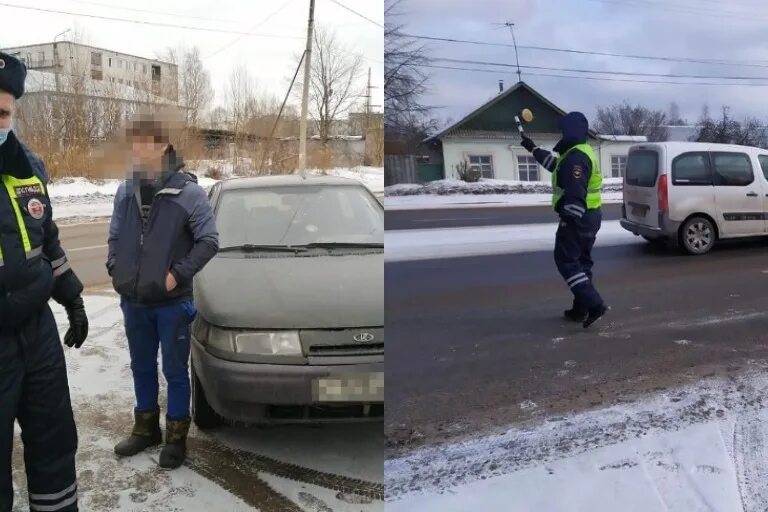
626, 150, 658, 187
672, 152, 712, 186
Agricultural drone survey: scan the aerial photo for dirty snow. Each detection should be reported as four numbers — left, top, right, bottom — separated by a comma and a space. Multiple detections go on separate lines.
385, 191, 623, 210
385, 220, 642, 262
386, 364, 768, 511
11, 294, 383, 512
46, 166, 383, 222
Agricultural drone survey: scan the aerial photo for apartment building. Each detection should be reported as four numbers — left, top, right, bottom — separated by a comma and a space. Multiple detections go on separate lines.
3, 41, 178, 102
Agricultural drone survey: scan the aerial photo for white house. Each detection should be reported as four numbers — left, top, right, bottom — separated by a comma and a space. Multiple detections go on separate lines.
429, 81, 646, 183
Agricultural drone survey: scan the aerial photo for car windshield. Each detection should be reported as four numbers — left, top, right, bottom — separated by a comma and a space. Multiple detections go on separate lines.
216, 184, 384, 248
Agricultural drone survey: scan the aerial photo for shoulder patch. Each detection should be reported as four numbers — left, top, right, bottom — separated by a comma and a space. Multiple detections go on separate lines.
572, 165, 584, 179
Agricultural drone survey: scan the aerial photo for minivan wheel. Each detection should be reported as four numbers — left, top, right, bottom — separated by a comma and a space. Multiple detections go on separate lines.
191, 364, 224, 429
679, 217, 715, 255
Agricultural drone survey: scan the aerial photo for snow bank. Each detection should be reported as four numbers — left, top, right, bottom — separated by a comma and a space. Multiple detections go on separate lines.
385, 191, 623, 210
385, 220, 642, 262
385, 178, 624, 197
386, 365, 768, 511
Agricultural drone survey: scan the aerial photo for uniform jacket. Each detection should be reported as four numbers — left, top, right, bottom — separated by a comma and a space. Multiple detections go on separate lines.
107, 148, 219, 305
531, 112, 594, 222
0, 131, 83, 327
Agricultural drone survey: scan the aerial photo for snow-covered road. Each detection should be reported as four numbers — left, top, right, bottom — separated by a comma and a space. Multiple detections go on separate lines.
11, 294, 383, 512
386, 366, 768, 511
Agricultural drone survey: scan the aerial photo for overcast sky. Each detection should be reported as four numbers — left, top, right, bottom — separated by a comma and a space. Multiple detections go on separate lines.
0, 0, 383, 111
393, 0, 768, 128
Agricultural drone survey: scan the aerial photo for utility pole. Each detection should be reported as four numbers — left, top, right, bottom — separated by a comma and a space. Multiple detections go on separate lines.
298, 0, 315, 174
365, 67, 372, 136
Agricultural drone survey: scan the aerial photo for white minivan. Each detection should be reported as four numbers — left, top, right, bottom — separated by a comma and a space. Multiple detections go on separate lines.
620, 142, 768, 255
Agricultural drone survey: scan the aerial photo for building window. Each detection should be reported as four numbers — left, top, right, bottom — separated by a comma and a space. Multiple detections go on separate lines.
143, 64, 147, 74
118, 78, 124, 85
517, 155, 540, 182
611, 155, 627, 178
108, 57, 112, 67
91, 69, 103, 80
91, 52, 102, 67
468, 155, 493, 179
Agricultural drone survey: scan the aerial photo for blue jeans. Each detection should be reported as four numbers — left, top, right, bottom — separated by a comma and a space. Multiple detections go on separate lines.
120, 298, 197, 420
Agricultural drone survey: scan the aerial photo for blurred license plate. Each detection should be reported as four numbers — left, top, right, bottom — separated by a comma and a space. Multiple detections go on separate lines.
631, 206, 647, 217
313, 372, 384, 402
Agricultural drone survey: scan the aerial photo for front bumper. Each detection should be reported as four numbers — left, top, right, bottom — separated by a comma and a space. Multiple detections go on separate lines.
191, 338, 384, 424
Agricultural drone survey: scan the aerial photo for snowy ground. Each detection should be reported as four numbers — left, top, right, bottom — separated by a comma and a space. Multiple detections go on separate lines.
384, 178, 623, 210
11, 294, 383, 512
48, 166, 384, 222
386, 364, 768, 511
385, 220, 643, 262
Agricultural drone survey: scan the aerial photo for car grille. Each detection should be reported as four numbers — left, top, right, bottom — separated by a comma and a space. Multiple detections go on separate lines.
267, 404, 384, 420
300, 328, 384, 357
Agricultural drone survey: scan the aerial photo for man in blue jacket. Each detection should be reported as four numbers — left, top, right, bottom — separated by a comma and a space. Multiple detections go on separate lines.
107, 114, 218, 468
0, 52, 88, 512
521, 112, 608, 328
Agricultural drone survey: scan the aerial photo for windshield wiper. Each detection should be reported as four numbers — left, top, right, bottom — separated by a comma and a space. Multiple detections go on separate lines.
218, 244, 308, 253
301, 242, 384, 249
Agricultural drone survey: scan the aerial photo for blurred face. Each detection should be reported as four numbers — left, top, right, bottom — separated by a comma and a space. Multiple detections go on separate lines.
130, 135, 167, 171
0, 91, 14, 130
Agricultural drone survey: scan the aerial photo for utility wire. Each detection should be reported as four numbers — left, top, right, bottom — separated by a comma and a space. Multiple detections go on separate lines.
587, 0, 768, 22
0, 2, 302, 39
399, 32, 768, 68
428, 57, 768, 81
60, 0, 243, 24
327, 0, 384, 27
417, 63, 768, 87
204, 0, 297, 60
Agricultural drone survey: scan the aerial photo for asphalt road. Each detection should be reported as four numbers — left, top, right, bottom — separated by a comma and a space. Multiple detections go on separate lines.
385, 202, 623, 230
385, 237, 768, 454
59, 220, 110, 288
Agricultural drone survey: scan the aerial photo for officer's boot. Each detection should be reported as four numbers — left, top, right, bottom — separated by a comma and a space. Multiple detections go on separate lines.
583, 303, 609, 328
159, 417, 191, 469
114, 409, 162, 457
564, 300, 587, 322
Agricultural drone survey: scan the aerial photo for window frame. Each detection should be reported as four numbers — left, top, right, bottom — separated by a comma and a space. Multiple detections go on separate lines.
467, 154, 494, 179
516, 154, 540, 182
610, 154, 627, 178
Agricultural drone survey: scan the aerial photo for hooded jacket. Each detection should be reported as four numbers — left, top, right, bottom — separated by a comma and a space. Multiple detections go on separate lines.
107, 147, 219, 305
0, 131, 83, 326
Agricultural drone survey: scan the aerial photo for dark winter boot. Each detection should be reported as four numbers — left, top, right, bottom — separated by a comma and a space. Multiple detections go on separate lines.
564, 299, 587, 322
159, 418, 190, 469
583, 304, 609, 329
114, 409, 162, 457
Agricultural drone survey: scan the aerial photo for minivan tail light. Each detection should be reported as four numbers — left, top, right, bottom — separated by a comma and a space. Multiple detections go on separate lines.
658, 174, 668, 213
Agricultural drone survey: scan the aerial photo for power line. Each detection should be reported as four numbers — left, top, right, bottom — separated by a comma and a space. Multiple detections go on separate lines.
587, 0, 768, 22
417, 63, 768, 87
204, 0, 297, 60
60, 0, 243, 24
0, 2, 302, 39
327, 0, 383, 28
429, 57, 768, 81
400, 32, 768, 68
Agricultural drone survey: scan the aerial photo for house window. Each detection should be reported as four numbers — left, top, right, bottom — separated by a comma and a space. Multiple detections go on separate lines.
517, 155, 540, 182
91, 69, 103, 80
143, 64, 147, 74
611, 155, 627, 178
108, 57, 112, 67
91, 52, 102, 67
468, 155, 493, 179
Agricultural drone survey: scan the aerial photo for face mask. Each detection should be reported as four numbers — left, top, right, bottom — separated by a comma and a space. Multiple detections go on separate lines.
0, 128, 10, 147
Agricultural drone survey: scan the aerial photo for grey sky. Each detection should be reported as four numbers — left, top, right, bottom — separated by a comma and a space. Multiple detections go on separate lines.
1, 0, 383, 111
395, 0, 768, 128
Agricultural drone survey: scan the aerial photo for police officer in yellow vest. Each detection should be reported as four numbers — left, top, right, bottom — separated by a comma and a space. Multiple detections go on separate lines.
0, 52, 89, 512
521, 112, 608, 328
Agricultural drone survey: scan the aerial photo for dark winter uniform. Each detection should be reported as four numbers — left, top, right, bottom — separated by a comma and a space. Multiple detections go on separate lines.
0, 52, 87, 512
107, 146, 217, 468
522, 112, 608, 327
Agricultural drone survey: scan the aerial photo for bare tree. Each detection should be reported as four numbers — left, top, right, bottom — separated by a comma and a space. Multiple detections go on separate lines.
668, 101, 686, 126
693, 106, 767, 147
594, 103, 669, 142
384, 0, 431, 134
303, 27, 364, 143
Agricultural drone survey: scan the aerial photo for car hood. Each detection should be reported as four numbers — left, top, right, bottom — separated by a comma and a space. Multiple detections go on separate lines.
194, 252, 384, 329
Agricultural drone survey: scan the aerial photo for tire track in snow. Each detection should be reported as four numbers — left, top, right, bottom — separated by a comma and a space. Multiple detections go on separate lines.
732, 407, 768, 511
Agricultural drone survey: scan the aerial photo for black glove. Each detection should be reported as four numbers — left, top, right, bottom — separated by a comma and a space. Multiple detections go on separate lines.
64, 296, 89, 348
520, 134, 536, 153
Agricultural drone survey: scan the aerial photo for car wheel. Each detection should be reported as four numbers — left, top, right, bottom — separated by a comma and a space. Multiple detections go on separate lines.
191, 364, 223, 429
679, 217, 715, 255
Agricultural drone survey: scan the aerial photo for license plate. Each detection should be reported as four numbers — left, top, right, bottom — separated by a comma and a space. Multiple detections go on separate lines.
631, 206, 647, 217
313, 372, 384, 402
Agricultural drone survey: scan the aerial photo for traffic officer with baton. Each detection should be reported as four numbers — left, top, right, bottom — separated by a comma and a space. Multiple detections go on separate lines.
0, 51, 89, 512
521, 111, 608, 328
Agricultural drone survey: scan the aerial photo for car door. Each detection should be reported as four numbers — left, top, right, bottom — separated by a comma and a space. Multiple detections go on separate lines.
712, 151, 765, 237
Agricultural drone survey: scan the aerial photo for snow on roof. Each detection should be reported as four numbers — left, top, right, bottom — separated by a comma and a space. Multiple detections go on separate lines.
23, 69, 172, 104
597, 135, 648, 142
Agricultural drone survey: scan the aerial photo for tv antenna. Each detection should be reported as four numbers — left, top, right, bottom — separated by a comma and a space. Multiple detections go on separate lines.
492, 21, 522, 82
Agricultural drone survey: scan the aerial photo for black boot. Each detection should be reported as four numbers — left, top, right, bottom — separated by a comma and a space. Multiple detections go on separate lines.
114, 409, 162, 457
159, 417, 190, 469
564, 299, 587, 322
583, 304, 609, 328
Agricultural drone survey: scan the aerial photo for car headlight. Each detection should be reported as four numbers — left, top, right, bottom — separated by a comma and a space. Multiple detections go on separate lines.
207, 326, 302, 356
